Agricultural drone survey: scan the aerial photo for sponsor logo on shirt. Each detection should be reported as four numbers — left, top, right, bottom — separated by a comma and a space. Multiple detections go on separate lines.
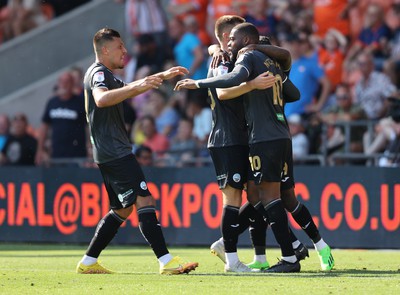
277, 113, 285, 122
118, 189, 133, 203
49, 108, 78, 120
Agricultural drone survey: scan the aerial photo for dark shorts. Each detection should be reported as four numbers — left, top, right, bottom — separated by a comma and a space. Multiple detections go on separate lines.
208, 145, 249, 190
249, 139, 294, 188
98, 153, 151, 209
281, 142, 295, 191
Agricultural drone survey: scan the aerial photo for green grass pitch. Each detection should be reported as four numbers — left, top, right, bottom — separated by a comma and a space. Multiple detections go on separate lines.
0, 244, 399, 295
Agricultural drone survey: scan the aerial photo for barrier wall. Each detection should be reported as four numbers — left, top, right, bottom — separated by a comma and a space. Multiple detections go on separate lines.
0, 166, 399, 249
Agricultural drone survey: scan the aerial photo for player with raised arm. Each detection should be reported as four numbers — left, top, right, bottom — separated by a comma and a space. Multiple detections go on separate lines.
204, 15, 271, 273
76, 28, 198, 275
205, 16, 309, 273
175, 23, 334, 272
215, 36, 334, 271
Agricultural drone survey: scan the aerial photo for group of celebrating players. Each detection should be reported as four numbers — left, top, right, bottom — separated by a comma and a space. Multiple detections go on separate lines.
75, 14, 334, 275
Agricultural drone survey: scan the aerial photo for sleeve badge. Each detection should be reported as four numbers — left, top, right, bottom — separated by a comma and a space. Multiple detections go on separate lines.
94, 71, 105, 82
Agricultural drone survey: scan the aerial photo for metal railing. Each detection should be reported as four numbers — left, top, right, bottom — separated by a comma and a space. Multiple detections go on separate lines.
44, 120, 398, 168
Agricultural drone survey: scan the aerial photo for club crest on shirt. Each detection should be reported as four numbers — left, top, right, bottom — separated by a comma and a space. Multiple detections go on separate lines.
140, 181, 148, 190
94, 71, 105, 82
232, 173, 241, 183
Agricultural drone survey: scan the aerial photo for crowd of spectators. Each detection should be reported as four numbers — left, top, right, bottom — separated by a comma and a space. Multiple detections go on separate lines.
1, 0, 400, 168
0, 0, 91, 44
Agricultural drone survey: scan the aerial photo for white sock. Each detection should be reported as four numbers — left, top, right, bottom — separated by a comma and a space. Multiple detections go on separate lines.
158, 253, 173, 267
292, 240, 301, 249
225, 252, 239, 267
281, 255, 297, 263
80, 255, 97, 266
253, 254, 266, 263
314, 238, 328, 251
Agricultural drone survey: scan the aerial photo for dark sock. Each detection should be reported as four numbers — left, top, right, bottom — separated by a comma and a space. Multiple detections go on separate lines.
138, 206, 169, 258
291, 203, 321, 243
264, 199, 295, 257
237, 202, 253, 234
222, 205, 240, 253
249, 203, 267, 254
288, 228, 298, 244
86, 210, 124, 258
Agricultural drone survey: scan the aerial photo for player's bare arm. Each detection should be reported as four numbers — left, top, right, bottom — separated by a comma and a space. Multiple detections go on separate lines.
93, 76, 163, 107
217, 72, 276, 100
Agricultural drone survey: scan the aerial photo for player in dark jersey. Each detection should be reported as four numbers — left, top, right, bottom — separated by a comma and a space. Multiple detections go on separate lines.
213, 34, 335, 272
205, 15, 309, 273
175, 23, 317, 273
76, 28, 198, 275
207, 15, 274, 273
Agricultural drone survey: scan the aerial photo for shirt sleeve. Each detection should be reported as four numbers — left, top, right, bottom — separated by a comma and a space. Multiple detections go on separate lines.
197, 53, 253, 88
283, 75, 301, 103
92, 68, 114, 90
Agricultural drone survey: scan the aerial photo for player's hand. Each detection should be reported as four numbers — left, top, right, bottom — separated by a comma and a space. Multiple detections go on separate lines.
174, 79, 197, 91
238, 44, 257, 56
159, 66, 189, 80
132, 75, 163, 91
248, 72, 275, 90
211, 49, 230, 69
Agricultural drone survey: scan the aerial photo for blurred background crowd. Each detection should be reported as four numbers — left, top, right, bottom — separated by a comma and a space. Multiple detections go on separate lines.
1, 0, 400, 168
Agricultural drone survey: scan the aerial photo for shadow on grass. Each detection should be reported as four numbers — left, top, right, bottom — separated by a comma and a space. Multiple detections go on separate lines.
113, 268, 400, 277
187, 269, 400, 277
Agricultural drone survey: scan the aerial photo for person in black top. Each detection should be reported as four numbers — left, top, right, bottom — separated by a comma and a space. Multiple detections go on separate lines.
76, 28, 198, 275
175, 22, 305, 273
0, 113, 37, 166
212, 32, 335, 272
177, 22, 335, 272
206, 15, 308, 273
36, 70, 88, 166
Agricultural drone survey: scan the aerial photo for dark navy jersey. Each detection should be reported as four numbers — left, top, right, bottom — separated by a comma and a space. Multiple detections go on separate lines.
238, 51, 291, 144
42, 94, 87, 158
84, 62, 132, 164
207, 61, 248, 148
198, 51, 292, 144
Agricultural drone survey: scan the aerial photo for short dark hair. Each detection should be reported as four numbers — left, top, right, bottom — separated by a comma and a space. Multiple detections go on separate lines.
233, 22, 259, 44
93, 28, 121, 53
215, 15, 245, 40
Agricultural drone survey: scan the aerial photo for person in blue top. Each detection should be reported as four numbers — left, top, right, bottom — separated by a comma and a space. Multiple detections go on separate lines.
284, 31, 331, 118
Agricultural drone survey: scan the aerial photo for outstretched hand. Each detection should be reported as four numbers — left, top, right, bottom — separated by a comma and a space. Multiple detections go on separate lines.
159, 66, 189, 80
174, 79, 198, 91
131, 75, 163, 92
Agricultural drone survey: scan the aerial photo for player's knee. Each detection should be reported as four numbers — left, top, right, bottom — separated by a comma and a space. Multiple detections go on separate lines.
246, 193, 259, 205
136, 194, 156, 208
281, 188, 298, 212
113, 206, 133, 219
